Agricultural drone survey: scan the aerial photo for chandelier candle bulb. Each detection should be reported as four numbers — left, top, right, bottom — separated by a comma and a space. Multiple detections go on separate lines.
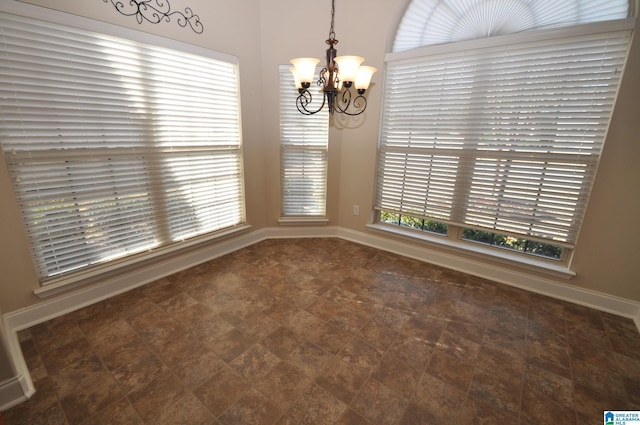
355, 66, 377, 92
290, 58, 320, 85
289, 67, 303, 89
334, 55, 364, 83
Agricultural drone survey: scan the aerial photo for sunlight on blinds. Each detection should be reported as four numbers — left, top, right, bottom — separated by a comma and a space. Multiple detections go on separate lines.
378, 26, 632, 245
0, 11, 244, 281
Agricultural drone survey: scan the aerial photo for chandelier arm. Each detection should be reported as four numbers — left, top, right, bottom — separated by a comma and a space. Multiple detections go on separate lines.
344, 94, 368, 116
296, 88, 327, 115
333, 86, 352, 113
318, 68, 328, 89
332, 88, 367, 116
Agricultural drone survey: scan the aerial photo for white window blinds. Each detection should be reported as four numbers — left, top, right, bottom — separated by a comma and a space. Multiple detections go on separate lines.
0, 10, 245, 282
279, 65, 329, 217
393, 0, 630, 51
376, 22, 633, 246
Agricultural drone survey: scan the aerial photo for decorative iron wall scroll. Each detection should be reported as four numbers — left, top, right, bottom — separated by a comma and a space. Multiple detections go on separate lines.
103, 0, 203, 34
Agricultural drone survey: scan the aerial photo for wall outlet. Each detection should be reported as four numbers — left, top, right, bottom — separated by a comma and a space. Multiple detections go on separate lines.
353, 205, 360, 215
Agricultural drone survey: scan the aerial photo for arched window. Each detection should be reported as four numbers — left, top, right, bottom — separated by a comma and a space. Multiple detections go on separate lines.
374, 0, 635, 266
393, 0, 630, 51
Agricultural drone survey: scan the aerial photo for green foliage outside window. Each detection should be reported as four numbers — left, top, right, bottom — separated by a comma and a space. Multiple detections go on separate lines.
379, 211, 447, 234
462, 228, 563, 260
379, 210, 563, 260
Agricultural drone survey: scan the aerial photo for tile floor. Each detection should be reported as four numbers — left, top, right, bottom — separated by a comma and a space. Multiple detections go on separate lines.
3, 238, 640, 425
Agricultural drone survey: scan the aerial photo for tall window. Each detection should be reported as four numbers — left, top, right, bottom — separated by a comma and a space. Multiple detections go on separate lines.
279, 65, 329, 218
375, 0, 634, 262
0, 8, 245, 283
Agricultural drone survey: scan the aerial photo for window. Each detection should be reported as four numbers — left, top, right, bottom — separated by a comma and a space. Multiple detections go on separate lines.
279, 65, 329, 218
375, 0, 634, 264
393, 0, 631, 51
0, 7, 245, 283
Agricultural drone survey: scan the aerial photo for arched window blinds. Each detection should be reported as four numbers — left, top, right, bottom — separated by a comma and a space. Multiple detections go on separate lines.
393, 0, 630, 52
376, 0, 634, 249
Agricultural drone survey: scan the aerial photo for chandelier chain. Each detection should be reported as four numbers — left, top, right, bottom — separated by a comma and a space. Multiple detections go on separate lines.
329, 0, 336, 40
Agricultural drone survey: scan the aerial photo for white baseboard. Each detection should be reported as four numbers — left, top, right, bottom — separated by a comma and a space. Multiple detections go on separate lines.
261, 225, 340, 239
2, 225, 639, 410
0, 375, 32, 412
0, 315, 34, 412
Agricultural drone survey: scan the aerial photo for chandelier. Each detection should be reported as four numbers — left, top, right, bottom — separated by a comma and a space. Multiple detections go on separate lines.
289, 0, 377, 116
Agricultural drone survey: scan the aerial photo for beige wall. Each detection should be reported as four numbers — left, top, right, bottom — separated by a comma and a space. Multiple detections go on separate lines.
568, 21, 640, 301
0, 0, 638, 318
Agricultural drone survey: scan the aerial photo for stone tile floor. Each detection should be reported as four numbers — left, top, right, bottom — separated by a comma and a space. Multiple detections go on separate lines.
3, 238, 640, 424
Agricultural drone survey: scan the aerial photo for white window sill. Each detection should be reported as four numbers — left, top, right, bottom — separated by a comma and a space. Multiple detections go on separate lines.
34, 224, 253, 298
367, 223, 575, 280
278, 216, 330, 226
